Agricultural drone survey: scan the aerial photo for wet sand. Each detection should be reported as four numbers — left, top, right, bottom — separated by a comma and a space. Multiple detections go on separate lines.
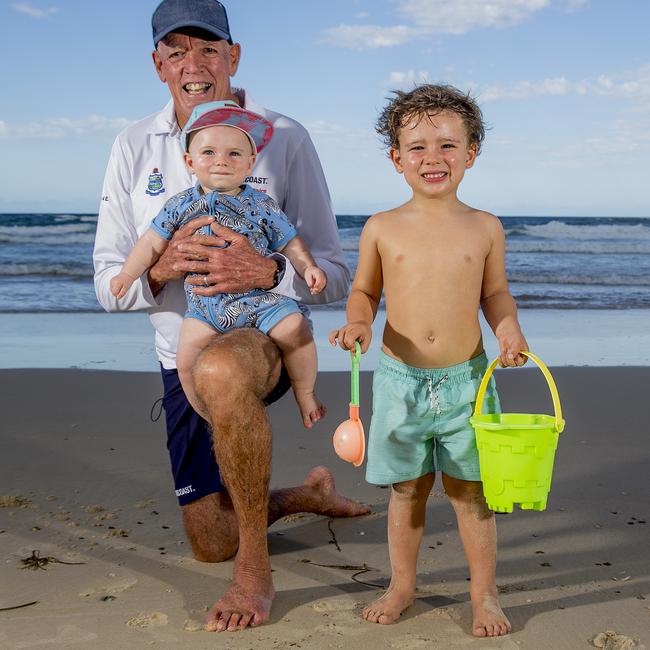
0, 367, 648, 649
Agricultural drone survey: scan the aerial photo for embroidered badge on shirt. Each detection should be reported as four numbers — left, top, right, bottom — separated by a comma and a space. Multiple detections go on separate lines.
146, 168, 165, 196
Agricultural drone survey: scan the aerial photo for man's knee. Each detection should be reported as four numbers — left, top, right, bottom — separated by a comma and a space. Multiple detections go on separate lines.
193, 329, 280, 401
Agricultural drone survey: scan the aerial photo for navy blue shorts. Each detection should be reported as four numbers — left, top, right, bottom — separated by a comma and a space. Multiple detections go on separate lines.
161, 363, 291, 506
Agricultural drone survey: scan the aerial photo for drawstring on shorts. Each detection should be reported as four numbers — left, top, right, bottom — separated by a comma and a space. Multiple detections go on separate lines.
427, 374, 449, 415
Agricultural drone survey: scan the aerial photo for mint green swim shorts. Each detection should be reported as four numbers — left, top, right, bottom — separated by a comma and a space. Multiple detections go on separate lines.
365, 351, 500, 485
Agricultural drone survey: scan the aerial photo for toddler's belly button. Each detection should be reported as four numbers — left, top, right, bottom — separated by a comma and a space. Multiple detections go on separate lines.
426, 333, 435, 344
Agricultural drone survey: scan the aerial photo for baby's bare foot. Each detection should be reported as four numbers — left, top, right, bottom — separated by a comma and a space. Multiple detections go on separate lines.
294, 389, 326, 428
471, 591, 511, 637
362, 588, 414, 625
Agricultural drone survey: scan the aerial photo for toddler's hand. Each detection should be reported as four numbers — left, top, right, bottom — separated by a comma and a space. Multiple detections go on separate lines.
110, 272, 135, 300
328, 322, 371, 353
305, 266, 327, 294
497, 325, 528, 367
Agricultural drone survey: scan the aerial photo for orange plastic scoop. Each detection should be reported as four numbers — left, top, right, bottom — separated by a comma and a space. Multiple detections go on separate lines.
332, 341, 365, 466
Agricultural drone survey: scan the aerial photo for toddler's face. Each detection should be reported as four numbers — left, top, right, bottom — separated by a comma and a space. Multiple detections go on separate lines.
390, 111, 476, 199
185, 125, 255, 195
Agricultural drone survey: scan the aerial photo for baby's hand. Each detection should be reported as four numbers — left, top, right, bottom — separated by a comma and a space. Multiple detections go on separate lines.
497, 325, 528, 367
305, 266, 327, 294
328, 322, 371, 353
110, 272, 135, 299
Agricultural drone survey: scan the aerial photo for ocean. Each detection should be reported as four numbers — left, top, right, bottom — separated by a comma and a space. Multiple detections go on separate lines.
1, 213, 649, 313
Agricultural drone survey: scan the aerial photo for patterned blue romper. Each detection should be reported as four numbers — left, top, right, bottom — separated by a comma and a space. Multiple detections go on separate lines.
150, 183, 305, 334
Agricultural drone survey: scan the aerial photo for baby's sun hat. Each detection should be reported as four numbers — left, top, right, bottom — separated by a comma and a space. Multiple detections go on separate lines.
181, 100, 273, 154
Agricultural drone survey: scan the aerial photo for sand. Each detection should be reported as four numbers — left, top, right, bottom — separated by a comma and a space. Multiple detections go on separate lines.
1, 367, 649, 649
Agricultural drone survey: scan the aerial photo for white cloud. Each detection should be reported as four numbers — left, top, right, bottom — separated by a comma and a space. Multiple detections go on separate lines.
480, 77, 572, 101
400, 0, 549, 33
0, 115, 134, 140
321, 24, 416, 50
12, 3, 59, 18
387, 70, 431, 87
322, 0, 550, 49
478, 65, 650, 102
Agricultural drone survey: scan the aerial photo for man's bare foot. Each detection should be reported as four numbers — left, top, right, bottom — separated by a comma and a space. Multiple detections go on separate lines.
362, 588, 414, 624
294, 389, 326, 428
205, 573, 275, 632
304, 466, 370, 517
471, 591, 511, 637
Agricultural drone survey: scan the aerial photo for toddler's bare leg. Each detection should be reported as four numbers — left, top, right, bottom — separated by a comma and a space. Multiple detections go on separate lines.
363, 473, 435, 625
176, 318, 219, 421
442, 474, 511, 637
268, 313, 325, 428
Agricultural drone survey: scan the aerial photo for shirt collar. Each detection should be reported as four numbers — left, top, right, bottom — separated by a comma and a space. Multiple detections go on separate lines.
147, 100, 180, 136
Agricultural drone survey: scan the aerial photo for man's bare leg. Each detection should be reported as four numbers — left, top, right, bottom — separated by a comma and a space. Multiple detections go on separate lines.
363, 474, 434, 624
182, 466, 370, 563
442, 474, 511, 637
192, 329, 368, 632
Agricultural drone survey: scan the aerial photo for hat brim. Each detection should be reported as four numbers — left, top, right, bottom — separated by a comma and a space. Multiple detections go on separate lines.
154, 20, 231, 45
182, 106, 274, 154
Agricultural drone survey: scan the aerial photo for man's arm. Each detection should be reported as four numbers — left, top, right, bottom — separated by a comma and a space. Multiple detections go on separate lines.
272, 131, 350, 305
93, 137, 162, 312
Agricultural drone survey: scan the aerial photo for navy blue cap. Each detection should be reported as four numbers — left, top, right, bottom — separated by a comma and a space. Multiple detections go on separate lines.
152, 0, 232, 46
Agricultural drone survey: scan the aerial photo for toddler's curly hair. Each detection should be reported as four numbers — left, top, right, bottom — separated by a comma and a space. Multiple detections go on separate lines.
376, 84, 485, 154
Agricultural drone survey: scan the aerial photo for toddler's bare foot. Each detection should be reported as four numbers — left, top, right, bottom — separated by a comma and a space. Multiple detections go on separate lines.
471, 590, 511, 637
294, 389, 326, 428
362, 588, 414, 625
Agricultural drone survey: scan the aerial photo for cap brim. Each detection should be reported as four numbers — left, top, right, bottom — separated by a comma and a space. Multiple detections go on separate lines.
154, 20, 231, 45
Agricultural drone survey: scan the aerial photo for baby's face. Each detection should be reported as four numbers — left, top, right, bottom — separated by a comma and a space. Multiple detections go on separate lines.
185, 125, 255, 195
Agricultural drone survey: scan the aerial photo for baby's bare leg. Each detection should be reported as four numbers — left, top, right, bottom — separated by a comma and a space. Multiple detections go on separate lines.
363, 473, 435, 625
267, 313, 325, 428
442, 474, 511, 637
176, 318, 220, 421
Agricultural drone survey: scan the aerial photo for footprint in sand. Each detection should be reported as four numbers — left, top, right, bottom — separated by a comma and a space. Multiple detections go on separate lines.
591, 630, 639, 650
388, 635, 433, 649
13, 624, 97, 648
126, 612, 168, 629
311, 598, 357, 613
313, 621, 365, 637
79, 575, 138, 598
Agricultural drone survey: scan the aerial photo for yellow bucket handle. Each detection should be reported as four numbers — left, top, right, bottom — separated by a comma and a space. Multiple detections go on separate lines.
473, 351, 565, 433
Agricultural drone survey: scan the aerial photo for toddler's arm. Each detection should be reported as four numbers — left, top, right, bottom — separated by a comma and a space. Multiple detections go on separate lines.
110, 229, 170, 299
278, 235, 327, 295
480, 216, 528, 367
328, 216, 383, 353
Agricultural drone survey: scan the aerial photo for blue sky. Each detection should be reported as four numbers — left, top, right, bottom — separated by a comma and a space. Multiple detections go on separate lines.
1, 0, 649, 216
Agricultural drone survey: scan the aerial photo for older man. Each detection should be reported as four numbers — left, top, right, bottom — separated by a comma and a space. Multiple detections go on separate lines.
93, 0, 368, 632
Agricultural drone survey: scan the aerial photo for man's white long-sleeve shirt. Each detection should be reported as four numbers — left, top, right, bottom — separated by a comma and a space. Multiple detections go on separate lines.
93, 93, 349, 369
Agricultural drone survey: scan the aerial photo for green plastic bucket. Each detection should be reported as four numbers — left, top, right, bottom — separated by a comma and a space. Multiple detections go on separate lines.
469, 351, 565, 513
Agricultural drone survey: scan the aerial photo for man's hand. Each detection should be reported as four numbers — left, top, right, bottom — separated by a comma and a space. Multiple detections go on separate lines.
147, 216, 219, 295
328, 322, 372, 353
147, 218, 276, 296
185, 223, 276, 296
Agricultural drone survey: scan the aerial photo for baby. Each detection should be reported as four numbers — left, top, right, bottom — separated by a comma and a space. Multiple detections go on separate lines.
111, 101, 326, 427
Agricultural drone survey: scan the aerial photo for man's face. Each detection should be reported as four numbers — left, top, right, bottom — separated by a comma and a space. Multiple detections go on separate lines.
153, 32, 241, 128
